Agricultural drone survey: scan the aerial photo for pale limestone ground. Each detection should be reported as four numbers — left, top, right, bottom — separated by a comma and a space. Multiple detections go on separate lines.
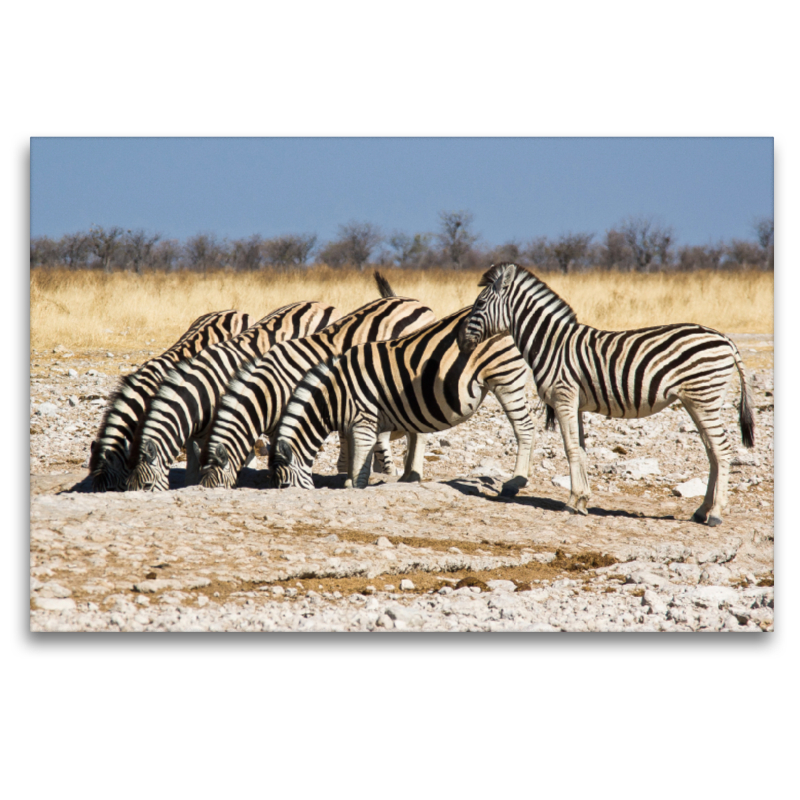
29, 335, 774, 632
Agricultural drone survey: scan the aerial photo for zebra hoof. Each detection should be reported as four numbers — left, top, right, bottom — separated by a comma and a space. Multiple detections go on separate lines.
707, 515, 723, 527
500, 476, 527, 497
399, 471, 421, 483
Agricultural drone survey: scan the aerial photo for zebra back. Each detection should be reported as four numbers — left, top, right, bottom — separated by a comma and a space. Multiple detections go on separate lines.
272, 307, 534, 486
200, 295, 436, 487
125, 300, 338, 491
89, 309, 250, 491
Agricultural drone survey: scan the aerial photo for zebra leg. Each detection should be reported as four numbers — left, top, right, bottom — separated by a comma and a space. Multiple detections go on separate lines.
346, 422, 378, 489
683, 400, 730, 526
336, 434, 349, 473
372, 431, 395, 474
555, 400, 591, 514
186, 437, 204, 486
490, 383, 536, 496
399, 432, 425, 483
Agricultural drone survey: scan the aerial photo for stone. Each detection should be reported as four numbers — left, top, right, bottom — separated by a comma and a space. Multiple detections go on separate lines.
133, 579, 183, 593
68, 369, 78, 378
38, 581, 72, 598
68, 395, 79, 406
551, 475, 571, 490
673, 478, 707, 498
36, 402, 59, 416
374, 536, 393, 548
617, 458, 660, 479
34, 597, 76, 611
400, 579, 415, 591
375, 614, 394, 629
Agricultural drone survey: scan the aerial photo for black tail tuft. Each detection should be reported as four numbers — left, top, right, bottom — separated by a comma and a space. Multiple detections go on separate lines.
374, 271, 396, 298
740, 392, 755, 449
545, 405, 556, 432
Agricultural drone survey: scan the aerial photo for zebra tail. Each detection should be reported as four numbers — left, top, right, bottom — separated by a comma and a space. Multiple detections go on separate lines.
733, 346, 755, 449
373, 271, 396, 298
545, 405, 556, 432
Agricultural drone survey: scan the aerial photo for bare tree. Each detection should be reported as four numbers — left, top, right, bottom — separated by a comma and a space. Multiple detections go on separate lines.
753, 216, 774, 269
231, 235, 265, 272
388, 232, 432, 268
264, 234, 318, 268
30, 236, 60, 269
550, 232, 594, 274
598, 229, 633, 270
486, 240, 525, 266
319, 222, 382, 270
724, 239, 764, 269
122, 229, 162, 273
152, 239, 181, 272
619, 216, 674, 272
59, 232, 92, 269
89, 225, 124, 272
678, 244, 724, 271
437, 210, 478, 269
525, 236, 554, 270
183, 233, 228, 272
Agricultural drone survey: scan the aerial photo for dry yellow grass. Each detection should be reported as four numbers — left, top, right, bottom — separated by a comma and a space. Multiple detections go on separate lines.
30, 267, 773, 353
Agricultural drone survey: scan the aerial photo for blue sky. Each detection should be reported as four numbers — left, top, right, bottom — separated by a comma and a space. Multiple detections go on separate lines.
30, 137, 772, 248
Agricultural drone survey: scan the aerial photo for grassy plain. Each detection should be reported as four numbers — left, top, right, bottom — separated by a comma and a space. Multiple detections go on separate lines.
30, 267, 773, 353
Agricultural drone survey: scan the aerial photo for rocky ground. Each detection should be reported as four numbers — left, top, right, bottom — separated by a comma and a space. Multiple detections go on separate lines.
29, 334, 774, 632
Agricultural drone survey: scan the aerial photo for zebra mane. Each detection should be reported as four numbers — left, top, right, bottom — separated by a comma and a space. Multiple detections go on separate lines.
479, 262, 578, 325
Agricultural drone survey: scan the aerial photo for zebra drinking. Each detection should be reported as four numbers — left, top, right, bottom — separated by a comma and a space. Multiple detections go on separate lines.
269, 307, 537, 494
89, 309, 251, 492
198, 289, 436, 489
457, 262, 755, 526
125, 300, 339, 491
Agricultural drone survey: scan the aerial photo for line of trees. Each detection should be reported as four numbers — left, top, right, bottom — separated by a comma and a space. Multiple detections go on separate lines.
30, 213, 774, 273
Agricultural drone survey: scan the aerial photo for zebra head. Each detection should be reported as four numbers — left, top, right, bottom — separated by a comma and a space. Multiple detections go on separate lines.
89, 440, 131, 492
200, 443, 237, 489
458, 262, 516, 354
126, 439, 170, 492
268, 438, 314, 490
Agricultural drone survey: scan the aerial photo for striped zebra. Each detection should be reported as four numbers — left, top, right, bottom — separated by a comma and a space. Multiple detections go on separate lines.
199, 292, 436, 489
269, 307, 537, 494
125, 300, 339, 492
457, 262, 755, 526
89, 309, 250, 492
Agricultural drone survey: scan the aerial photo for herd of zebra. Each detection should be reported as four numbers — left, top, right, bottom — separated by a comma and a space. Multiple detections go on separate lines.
89, 264, 755, 527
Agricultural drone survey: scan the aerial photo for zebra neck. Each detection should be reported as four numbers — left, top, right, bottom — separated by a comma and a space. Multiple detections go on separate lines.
508, 292, 580, 380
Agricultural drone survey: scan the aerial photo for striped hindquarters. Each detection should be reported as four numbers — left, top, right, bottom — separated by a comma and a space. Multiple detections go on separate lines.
89, 309, 249, 491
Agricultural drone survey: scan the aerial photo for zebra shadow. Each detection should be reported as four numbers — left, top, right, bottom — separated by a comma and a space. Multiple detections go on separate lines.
443, 476, 678, 522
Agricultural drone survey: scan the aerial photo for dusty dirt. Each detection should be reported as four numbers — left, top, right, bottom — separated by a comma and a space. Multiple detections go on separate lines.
29, 334, 774, 632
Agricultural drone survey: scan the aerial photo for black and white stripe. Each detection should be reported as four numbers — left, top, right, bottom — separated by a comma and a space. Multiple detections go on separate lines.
199, 293, 436, 488
89, 309, 250, 491
125, 300, 339, 491
458, 262, 755, 525
270, 307, 536, 494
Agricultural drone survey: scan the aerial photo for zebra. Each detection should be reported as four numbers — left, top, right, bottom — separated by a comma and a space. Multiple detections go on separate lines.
89, 309, 250, 492
198, 292, 437, 489
269, 307, 537, 494
457, 262, 755, 526
125, 300, 339, 492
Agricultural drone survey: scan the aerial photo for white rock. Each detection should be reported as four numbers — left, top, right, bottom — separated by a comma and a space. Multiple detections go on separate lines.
532, 552, 557, 563
400, 579, 415, 591
689, 586, 738, 608
35, 597, 76, 611
36, 402, 59, 416
375, 614, 394, 629
68, 369, 78, 378
133, 579, 183, 593
673, 478, 707, 498
487, 579, 517, 592
618, 458, 660, 479
551, 475, 571, 490
374, 536, 393, 548
38, 581, 72, 598
68, 395, 79, 406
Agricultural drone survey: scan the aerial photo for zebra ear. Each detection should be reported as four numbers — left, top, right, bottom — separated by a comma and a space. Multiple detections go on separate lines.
214, 443, 229, 468
493, 264, 515, 293
275, 439, 293, 464
143, 440, 157, 464
191, 440, 202, 460
90, 440, 98, 455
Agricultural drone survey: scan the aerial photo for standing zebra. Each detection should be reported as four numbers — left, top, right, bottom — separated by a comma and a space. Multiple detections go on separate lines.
458, 262, 754, 526
269, 307, 537, 494
125, 300, 339, 492
89, 309, 250, 492
199, 293, 436, 489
